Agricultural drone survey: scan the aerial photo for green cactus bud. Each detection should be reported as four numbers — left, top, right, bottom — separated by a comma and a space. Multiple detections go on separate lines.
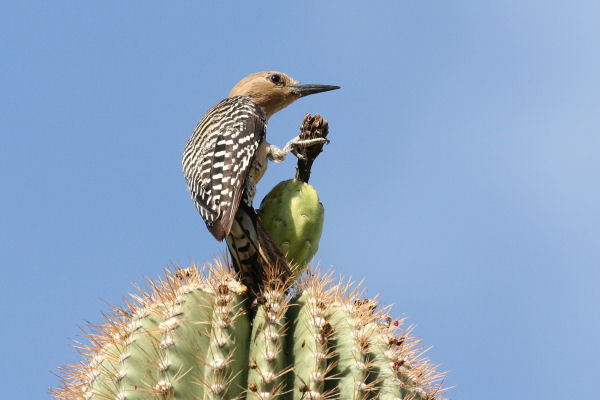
258, 179, 324, 275
52, 261, 447, 400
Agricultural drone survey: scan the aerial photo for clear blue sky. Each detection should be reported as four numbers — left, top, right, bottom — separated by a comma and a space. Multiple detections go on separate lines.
2, 1, 599, 398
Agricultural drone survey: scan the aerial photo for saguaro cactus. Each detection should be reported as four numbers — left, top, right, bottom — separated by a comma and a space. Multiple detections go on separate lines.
52, 261, 446, 400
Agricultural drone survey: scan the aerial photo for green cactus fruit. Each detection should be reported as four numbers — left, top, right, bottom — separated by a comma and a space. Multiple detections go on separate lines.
52, 261, 447, 400
258, 179, 324, 274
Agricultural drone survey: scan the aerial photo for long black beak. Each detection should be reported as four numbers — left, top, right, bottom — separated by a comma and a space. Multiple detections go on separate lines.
289, 83, 341, 97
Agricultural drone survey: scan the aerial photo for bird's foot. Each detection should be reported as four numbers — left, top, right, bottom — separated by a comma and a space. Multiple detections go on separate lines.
283, 136, 329, 160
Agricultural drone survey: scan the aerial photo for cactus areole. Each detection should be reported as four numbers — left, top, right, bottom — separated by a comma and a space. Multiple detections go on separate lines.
258, 179, 324, 275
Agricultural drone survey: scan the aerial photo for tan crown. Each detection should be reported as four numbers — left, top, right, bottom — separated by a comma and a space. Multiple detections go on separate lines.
228, 71, 301, 119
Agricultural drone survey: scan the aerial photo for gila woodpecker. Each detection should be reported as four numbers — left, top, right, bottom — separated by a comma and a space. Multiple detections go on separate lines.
182, 71, 339, 293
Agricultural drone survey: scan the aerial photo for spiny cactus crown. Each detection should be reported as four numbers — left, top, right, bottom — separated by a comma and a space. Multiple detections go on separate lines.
52, 259, 447, 400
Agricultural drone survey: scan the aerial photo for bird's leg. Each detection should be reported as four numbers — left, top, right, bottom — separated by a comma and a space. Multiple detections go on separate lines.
266, 136, 329, 162
266, 142, 288, 162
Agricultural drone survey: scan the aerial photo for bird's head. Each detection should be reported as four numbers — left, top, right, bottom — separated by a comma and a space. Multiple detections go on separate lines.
228, 71, 340, 119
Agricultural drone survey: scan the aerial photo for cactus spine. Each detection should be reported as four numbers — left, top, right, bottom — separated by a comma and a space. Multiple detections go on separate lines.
52, 261, 446, 399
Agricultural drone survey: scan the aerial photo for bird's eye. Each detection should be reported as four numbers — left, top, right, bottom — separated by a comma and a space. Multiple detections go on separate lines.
269, 74, 284, 85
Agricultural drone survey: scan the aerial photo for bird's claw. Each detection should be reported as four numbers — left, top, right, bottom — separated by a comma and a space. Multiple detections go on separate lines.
284, 136, 329, 159
292, 150, 307, 160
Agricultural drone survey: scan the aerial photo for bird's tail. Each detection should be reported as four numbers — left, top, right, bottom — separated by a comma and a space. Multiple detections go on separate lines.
225, 201, 291, 295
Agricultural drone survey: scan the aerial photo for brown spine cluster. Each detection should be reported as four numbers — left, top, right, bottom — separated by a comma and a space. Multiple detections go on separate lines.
295, 113, 330, 184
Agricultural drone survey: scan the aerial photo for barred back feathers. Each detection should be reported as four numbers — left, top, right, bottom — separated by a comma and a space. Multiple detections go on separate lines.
182, 96, 266, 241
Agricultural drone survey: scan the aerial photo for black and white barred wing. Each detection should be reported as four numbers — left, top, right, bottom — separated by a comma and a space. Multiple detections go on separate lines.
182, 96, 266, 241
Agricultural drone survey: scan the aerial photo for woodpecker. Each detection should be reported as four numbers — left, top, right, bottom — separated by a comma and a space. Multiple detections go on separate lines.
183, 71, 339, 293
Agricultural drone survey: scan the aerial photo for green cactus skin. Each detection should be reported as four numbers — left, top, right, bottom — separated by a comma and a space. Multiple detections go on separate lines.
247, 283, 289, 399
258, 179, 324, 274
53, 262, 446, 400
